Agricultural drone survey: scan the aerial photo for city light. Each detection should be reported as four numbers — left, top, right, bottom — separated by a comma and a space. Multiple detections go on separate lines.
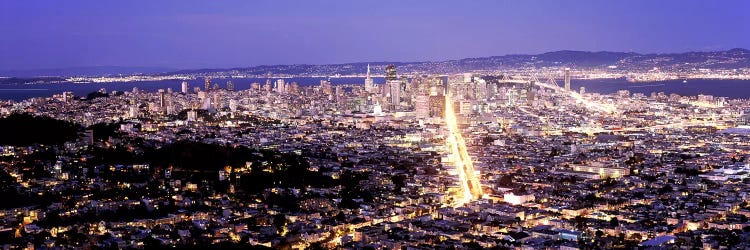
444, 92, 483, 206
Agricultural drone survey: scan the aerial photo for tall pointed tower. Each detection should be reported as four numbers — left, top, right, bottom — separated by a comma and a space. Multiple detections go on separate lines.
364, 64, 375, 93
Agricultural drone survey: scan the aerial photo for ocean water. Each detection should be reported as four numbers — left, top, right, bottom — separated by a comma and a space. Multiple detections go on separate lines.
0, 77, 749, 101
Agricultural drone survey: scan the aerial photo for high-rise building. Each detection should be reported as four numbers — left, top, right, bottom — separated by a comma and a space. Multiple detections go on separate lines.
415, 95, 429, 119
290, 82, 300, 94
527, 80, 536, 103
263, 79, 272, 92
212, 92, 222, 109
158, 89, 166, 109
187, 110, 197, 121
276, 79, 285, 93
389, 79, 401, 110
229, 99, 238, 113
564, 68, 571, 92
62, 91, 73, 103
384, 65, 401, 110
128, 106, 138, 118
181, 81, 189, 94
320, 79, 333, 95
429, 95, 445, 118
364, 64, 376, 93
204, 77, 212, 91
226, 81, 234, 91
385, 65, 397, 82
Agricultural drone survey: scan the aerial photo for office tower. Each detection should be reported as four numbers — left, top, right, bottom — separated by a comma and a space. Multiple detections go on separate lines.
276, 79, 285, 93
320, 79, 333, 95
506, 88, 515, 106
263, 80, 272, 92
384, 65, 400, 110
204, 77, 212, 91
364, 64, 376, 93
226, 81, 234, 91
388, 79, 401, 110
475, 78, 488, 101
335, 86, 345, 105
527, 80, 535, 103
229, 99, 238, 113
415, 95, 429, 119
429, 95, 445, 118
580, 86, 586, 95
212, 92, 222, 109
187, 110, 197, 121
251, 82, 261, 91
290, 82, 300, 94
158, 89, 166, 109
564, 68, 571, 92
459, 100, 472, 115
385, 65, 397, 82
128, 106, 138, 118
181, 81, 189, 94
62, 91, 72, 103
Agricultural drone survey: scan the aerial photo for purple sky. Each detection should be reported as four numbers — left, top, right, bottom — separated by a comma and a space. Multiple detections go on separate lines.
1, 0, 748, 70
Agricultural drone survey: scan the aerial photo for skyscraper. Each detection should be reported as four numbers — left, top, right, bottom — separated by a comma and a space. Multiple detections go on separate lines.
385, 65, 400, 110
204, 77, 212, 91
527, 80, 536, 103
181, 81, 189, 94
385, 65, 397, 82
415, 95, 429, 119
389, 79, 401, 110
276, 79, 285, 93
320, 79, 333, 96
158, 89, 166, 109
226, 81, 234, 91
364, 64, 375, 93
564, 68, 571, 92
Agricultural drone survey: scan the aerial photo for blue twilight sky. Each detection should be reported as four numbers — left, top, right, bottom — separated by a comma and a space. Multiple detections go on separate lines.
1, 0, 749, 71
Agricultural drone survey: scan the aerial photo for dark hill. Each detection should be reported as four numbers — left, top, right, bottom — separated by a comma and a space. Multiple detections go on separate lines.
0, 113, 81, 146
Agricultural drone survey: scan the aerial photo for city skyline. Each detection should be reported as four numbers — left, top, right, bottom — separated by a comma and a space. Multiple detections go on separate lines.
2, 1, 750, 249
1, 0, 749, 71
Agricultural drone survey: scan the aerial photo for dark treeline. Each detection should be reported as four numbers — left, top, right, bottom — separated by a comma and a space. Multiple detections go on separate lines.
0, 113, 81, 146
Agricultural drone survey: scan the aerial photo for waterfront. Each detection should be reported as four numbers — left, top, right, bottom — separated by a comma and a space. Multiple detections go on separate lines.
2, 78, 750, 102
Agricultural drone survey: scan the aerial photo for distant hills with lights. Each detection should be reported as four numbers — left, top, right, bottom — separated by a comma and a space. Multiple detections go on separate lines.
2, 48, 749, 79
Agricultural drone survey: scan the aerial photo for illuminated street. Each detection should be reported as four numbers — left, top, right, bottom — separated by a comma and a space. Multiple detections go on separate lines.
445, 92, 483, 205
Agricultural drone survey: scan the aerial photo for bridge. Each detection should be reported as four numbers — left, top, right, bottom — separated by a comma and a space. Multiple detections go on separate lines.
497, 73, 617, 113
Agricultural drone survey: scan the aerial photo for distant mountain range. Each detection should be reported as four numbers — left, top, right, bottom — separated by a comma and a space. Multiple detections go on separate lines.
166, 48, 750, 76
2, 49, 748, 78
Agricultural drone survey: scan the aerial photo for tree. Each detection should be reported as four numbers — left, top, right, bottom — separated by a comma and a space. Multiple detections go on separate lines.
498, 175, 514, 187
630, 233, 643, 241
273, 213, 287, 234
609, 217, 619, 227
